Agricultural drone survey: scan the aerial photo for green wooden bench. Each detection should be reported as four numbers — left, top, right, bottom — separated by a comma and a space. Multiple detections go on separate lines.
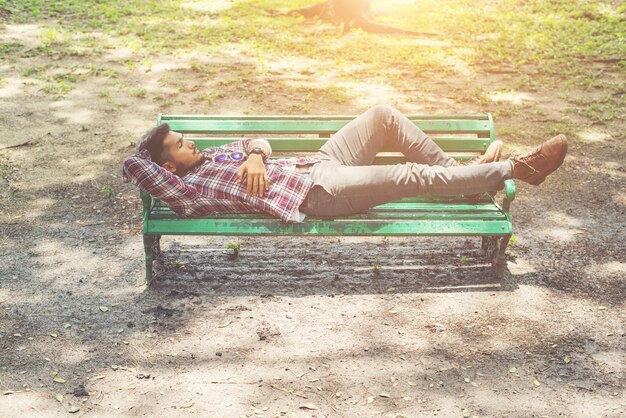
139, 113, 515, 284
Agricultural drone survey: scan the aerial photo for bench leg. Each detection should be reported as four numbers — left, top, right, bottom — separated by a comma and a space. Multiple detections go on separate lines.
143, 234, 158, 285
481, 236, 490, 252
482, 236, 497, 259
493, 235, 511, 279
154, 234, 161, 257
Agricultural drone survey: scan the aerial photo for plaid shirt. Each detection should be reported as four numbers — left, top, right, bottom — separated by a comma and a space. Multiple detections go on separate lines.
122, 139, 319, 222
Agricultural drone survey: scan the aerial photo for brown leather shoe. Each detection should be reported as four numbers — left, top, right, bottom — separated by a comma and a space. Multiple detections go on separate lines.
510, 134, 568, 185
456, 140, 502, 166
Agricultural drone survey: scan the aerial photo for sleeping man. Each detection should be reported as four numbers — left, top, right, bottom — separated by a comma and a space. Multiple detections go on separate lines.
123, 105, 567, 222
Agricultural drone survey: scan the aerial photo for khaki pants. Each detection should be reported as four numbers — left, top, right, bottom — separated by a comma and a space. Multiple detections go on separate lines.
300, 105, 512, 217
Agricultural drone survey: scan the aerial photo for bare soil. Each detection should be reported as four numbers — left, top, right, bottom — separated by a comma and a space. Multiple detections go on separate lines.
1, 22, 625, 418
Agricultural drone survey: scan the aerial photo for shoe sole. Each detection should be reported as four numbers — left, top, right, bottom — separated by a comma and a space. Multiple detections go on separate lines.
527, 135, 568, 185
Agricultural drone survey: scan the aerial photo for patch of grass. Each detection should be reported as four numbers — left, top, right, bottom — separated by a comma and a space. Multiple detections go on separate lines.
100, 185, 113, 198
226, 242, 240, 258
38, 27, 61, 47
544, 122, 577, 138
98, 90, 112, 100
21, 64, 50, 79
512, 75, 539, 91
53, 72, 80, 83
452, 85, 491, 106
495, 126, 526, 143
319, 84, 351, 103
199, 91, 225, 107
158, 75, 179, 87
41, 81, 73, 97
92, 67, 118, 78
128, 87, 147, 98
4, 0, 625, 100
581, 97, 622, 124
0, 41, 24, 54
154, 94, 174, 107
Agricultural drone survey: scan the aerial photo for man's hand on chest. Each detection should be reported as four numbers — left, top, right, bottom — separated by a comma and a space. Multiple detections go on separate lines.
237, 154, 269, 197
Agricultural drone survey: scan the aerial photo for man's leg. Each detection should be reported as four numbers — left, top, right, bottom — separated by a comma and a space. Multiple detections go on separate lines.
317, 104, 456, 167
303, 159, 512, 217
303, 134, 568, 218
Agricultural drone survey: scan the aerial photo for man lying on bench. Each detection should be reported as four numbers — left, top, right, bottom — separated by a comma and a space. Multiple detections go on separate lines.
123, 105, 567, 222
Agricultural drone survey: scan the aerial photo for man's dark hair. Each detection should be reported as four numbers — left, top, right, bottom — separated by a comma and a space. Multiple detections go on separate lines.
142, 123, 170, 165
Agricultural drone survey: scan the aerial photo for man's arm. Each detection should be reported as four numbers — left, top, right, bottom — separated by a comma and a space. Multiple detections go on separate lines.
123, 155, 199, 215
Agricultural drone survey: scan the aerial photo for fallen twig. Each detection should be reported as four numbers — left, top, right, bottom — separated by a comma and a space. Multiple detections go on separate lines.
268, 384, 308, 399
0, 140, 35, 151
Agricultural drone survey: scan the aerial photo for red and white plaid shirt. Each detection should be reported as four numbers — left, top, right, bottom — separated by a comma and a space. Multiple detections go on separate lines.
122, 139, 319, 222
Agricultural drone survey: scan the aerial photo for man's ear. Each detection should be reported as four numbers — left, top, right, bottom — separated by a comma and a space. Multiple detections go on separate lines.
162, 161, 177, 173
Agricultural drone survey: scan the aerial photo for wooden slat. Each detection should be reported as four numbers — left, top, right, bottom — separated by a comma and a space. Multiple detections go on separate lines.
191, 137, 492, 153
151, 195, 495, 207
149, 211, 506, 221
145, 218, 512, 236
165, 119, 491, 135
151, 201, 502, 213
161, 114, 490, 121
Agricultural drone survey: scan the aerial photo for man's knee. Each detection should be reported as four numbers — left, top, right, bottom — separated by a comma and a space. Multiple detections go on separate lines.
369, 104, 398, 123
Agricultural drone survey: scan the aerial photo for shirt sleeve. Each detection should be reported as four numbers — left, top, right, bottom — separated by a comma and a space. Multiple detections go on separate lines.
122, 155, 199, 215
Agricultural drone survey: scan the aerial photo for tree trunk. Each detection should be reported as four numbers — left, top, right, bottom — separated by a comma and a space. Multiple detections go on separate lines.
288, 0, 437, 37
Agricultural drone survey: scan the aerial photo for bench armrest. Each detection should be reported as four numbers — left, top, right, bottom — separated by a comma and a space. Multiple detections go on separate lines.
140, 189, 153, 210
502, 179, 516, 212
140, 190, 154, 229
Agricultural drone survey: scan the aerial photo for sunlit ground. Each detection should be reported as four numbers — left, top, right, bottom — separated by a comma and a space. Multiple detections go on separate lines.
0, 0, 624, 416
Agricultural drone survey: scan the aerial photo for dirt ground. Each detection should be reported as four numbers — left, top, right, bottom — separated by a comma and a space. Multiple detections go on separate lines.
1, 20, 625, 418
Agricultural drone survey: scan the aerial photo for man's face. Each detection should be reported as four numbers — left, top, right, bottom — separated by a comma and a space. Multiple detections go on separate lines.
161, 131, 203, 175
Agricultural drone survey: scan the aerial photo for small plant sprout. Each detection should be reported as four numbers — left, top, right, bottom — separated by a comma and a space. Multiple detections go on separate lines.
226, 242, 241, 257
373, 255, 382, 271
101, 185, 113, 198
509, 235, 518, 246
460, 255, 468, 264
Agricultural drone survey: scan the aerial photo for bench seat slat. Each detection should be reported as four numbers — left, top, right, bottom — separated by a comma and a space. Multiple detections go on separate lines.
192, 138, 492, 153
161, 114, 490, 121
148, 209, 506, 220
151, 202, 502, 213
145, 218, 511, 236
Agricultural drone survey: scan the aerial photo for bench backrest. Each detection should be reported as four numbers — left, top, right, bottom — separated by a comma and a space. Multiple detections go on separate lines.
158, 113, 494, 164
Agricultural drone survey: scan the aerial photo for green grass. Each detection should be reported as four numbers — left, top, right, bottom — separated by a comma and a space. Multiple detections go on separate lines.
21, 64, 50, 78
41, 81, 73, 96
2, 0, 624, 127
128, 87, 147, 98
2, 0, 623, 80
0, 41, 23, 54
582, 97, 622, 124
